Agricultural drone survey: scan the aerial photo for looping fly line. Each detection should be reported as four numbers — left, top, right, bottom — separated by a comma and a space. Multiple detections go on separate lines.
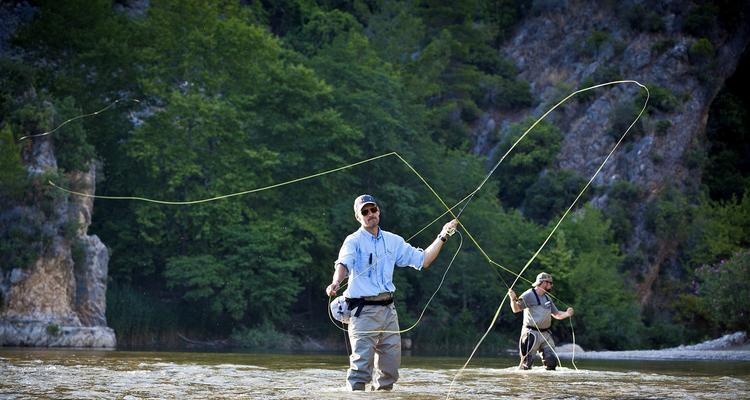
16, 98, 140, 142
446, 80, 649, 399
45, 80, 649, 397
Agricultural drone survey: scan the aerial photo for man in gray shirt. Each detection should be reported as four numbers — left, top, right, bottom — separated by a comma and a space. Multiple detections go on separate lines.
508, 272, 574, 370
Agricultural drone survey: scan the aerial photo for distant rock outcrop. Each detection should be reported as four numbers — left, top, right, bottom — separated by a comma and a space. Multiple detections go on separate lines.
0, 135, 115, 348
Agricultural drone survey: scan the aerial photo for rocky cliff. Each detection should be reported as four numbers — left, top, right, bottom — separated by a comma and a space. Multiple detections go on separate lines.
0, 134, 115, 347
475, 0, 750, 303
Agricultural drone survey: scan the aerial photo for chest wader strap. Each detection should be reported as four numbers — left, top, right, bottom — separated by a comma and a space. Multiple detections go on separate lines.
346, 297, 394, 317
532, 289, 543, 305
529, 289, 550, 331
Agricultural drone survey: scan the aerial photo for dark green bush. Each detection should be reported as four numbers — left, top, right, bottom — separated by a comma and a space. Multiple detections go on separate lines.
623, 5, 665, 33
494, 119, 564, 208
645, 187, 690, 241
231, 323, 295, 350
0, 126, 27, 202
643, 86, 680, 113
0, 210, 45, 271
46, 324, 61, 336
580, 30, 611, 58
651, 39, 676, 56
696, 251, 750, 333
655, 119, 672, 136
605, 180, 643, 242
688, 38, 715, 65
608, 100, 643, 139
106, 282, 181, 347
683, 146, 706, 170
683, 4, 719, 37
579, 65, 623, 104
522, 169, 588, 224
51, 97, 96, 172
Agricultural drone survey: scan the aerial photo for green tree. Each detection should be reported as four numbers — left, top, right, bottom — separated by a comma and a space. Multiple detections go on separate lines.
494, 118, 563, 209
686, 192, 750, 267
541, 206, 644, 349
521, 169, 588, 224
0, 126, 26, 201
696, 251, 750, 333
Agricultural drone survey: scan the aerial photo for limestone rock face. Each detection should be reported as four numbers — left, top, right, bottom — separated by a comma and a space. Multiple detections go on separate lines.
0, 137, 115, 348
475, 0, 750, 305
75, 234, 110, 327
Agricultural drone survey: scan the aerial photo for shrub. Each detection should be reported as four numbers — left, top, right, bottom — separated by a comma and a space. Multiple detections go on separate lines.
605, 180, 643, 242
624, 5, 665, 33
580, 30, 611, 58
0, 209, 45, 270
644, 86, 680, 113
644, 187, 690, 242
46, 324, 61, 336
608, 100, 643, 139
683, 4, 719, 37
494, 119, 564, 208
71, 238, 86, 270
655, 119, 672, 136
683, 146, 706, 170
106, 282, 181, 346
652, 39, 676, 56
688, 38, 715, 65
522, 169, 588, 224
231, 322, 295, 350
51, 97, 96, 172
696, 251, 750, 333
0, 126, 26, 202
580, 65, 623, 104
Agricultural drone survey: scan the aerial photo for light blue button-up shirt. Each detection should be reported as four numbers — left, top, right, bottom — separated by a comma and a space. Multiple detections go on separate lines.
335, 226, 425, 298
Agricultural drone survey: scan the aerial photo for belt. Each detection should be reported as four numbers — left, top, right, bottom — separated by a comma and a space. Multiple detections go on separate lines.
526, 325, 549, 332
346, 296, 394, 317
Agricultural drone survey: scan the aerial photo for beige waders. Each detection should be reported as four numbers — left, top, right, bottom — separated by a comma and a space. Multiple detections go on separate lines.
346, 299, 400, 390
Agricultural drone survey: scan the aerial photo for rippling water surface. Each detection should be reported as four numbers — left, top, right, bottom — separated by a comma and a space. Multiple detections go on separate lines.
1, 349, 748, 399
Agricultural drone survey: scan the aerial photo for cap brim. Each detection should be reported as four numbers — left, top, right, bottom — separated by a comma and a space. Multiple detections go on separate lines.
359, 202, 376, 208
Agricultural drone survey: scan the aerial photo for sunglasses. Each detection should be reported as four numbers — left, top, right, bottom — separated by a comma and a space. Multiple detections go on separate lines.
360, 206, 379, 216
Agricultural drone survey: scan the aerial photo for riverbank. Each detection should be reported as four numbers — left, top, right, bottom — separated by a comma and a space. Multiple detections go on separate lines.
556, 332, 750, 361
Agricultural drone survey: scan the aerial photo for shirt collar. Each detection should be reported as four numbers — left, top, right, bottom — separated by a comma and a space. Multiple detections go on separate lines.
358, 226, 382, 240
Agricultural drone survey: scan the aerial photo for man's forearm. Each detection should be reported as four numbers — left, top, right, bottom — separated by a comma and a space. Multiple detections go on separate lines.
332, 263, 348, 284
422, 236, 446, 270
326, 263, 349, 297
510, 299, 522, 313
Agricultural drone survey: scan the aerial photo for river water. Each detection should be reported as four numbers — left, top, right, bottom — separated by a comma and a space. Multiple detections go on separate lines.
1, 348, 748, 399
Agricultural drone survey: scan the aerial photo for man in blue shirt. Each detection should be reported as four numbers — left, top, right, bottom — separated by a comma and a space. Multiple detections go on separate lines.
326, 194, 457, 391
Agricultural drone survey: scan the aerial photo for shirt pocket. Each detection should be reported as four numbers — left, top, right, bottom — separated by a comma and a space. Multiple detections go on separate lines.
355, 249, 373, 278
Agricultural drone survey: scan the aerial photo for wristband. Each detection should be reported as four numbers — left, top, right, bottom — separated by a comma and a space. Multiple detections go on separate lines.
438, 234, 447, 242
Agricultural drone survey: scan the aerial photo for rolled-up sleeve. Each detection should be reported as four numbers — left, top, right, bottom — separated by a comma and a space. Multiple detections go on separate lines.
393, 235, 425, 270
518, 292, 532, 310
335, 235, 356, 271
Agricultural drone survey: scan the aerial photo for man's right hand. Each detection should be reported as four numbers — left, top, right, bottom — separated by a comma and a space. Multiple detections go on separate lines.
326, 281, 339, 297
508, 288, 517, 301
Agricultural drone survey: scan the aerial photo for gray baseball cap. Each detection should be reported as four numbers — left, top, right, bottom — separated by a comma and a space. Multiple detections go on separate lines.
532, 272, 553, 287
353, 194, 377, 213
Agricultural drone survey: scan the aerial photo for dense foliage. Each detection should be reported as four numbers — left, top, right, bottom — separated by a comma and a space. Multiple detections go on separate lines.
0, 0, 748, 353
